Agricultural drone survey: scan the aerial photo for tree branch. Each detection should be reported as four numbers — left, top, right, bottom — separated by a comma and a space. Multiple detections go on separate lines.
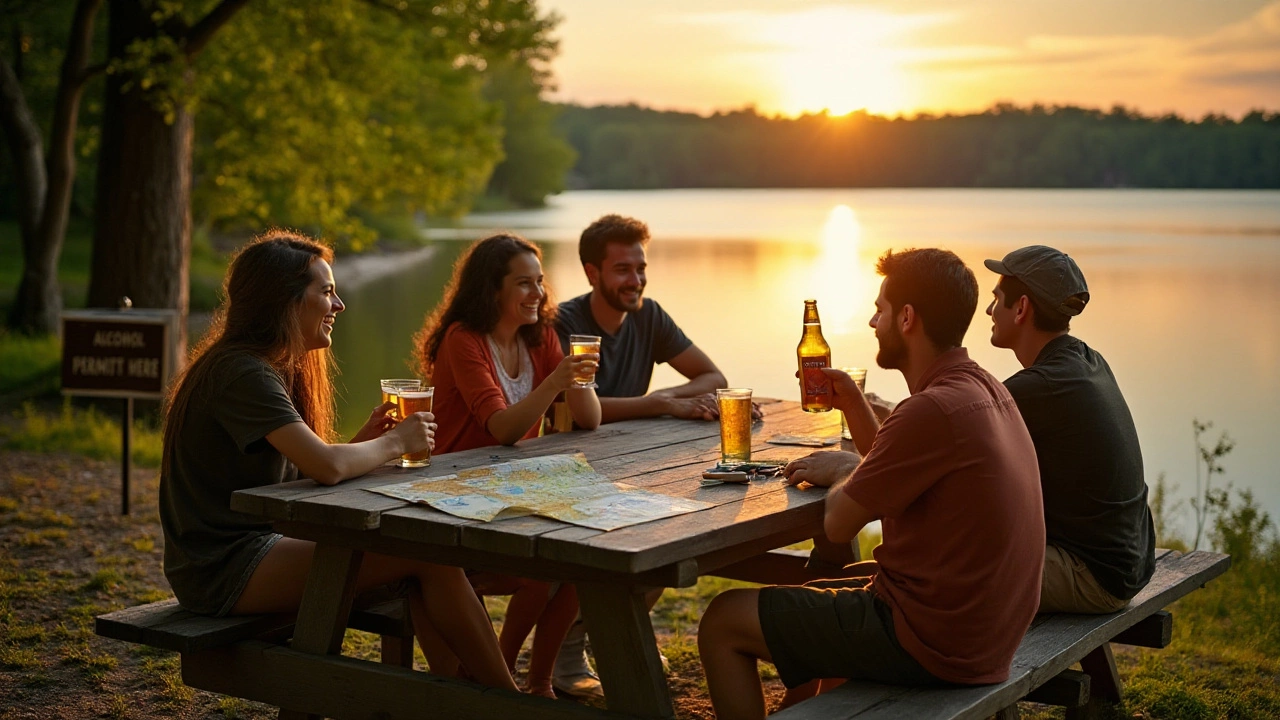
184, 0, 252, 58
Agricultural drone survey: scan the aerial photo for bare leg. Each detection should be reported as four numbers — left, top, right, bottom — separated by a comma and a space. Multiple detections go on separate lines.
526, 584, 578, 698
778, 679, 819, 710
232, 538, 517, 691
698, 588, 772, 720
499, 580, 551, 673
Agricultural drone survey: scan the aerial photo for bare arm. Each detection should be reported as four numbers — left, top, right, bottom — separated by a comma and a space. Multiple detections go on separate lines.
824, 476, 877, 543
266, 412, 435, 486
596, 344, 725, 423
650, 344, 727, 398
486, 352, 599, 444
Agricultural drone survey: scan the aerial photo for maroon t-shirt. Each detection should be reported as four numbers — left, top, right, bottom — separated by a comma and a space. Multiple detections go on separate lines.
844, 348, 1044, 684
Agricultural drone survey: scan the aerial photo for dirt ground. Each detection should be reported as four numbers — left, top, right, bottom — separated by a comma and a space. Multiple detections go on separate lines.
0, 450, 785, 719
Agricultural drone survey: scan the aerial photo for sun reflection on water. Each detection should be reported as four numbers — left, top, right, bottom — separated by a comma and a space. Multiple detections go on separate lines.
814, 205, 876, 334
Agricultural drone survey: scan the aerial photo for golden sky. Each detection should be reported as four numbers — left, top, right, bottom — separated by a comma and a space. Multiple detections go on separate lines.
539, 0, 1280, 118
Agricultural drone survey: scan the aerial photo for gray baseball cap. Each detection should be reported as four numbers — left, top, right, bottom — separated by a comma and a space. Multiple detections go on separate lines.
983, 246, 1090, 316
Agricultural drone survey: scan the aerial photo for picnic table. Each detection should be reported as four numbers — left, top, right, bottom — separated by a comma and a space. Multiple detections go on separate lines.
220, 398, 837, 719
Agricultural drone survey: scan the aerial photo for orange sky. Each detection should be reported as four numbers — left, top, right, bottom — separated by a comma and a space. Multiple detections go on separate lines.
539, 0, 1280, 118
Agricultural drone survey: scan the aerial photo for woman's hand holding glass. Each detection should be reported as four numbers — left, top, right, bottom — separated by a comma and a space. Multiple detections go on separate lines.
552, 352, 599, 393
388, 410, 436, 458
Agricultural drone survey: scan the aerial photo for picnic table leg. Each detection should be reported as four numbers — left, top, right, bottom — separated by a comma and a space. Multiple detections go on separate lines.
278, 542, 365, 720
577, 582, 674, 719
1067, 643, 1122, 720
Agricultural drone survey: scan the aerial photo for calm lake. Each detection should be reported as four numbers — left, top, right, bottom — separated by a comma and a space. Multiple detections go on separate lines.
331, 189, 1280, 535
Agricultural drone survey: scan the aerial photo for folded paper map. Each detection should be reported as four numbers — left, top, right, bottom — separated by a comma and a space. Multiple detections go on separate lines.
367, 453, 712, 531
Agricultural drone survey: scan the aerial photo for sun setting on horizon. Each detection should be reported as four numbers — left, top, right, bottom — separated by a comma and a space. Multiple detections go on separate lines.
541, 0, 1280, 119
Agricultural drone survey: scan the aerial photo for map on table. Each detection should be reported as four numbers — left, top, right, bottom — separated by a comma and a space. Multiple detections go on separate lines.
366, 453, 712, 531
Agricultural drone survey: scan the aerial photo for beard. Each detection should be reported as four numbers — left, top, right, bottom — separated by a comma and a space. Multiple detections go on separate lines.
876, 321, 908, 370
600, 279, 645, 313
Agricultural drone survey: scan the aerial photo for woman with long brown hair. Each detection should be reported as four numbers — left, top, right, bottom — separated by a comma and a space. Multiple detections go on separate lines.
415, 233, 600, 697
159, 229, 516, 691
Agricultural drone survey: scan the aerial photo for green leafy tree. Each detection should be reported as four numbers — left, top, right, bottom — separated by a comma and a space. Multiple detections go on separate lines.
193, 0, 559, 247
483, 58, 575, 208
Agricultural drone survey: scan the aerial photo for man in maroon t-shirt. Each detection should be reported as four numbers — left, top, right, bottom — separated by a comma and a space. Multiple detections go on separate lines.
698, 248, 1045, 720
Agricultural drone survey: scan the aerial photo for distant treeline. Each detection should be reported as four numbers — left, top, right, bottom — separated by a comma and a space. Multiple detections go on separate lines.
555, 103, 1280, 189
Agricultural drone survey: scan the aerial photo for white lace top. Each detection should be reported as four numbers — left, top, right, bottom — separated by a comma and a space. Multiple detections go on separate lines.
486, 334, 534, 405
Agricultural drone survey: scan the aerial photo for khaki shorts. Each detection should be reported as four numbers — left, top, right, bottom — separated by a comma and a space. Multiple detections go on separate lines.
1039, 545, 1129, 614
757, 577, 941, 689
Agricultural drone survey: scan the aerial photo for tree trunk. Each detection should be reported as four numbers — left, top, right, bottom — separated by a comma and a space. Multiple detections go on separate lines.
0, 54, 55, 333
87, 0, 192, 352
2, 0, 102, 335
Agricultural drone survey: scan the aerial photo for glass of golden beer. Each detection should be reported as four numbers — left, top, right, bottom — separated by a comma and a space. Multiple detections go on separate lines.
716, 388, 753, 464
569, 334, 601, 389
380, 378, 421, 421
395, 387, 434, 468
839, 367, 867, 441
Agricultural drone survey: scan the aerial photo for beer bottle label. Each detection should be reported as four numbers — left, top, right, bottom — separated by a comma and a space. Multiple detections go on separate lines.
801, 358, 832, 396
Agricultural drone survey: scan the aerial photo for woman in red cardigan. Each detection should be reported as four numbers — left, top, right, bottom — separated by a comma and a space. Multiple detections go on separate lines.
415, 233, 600, 697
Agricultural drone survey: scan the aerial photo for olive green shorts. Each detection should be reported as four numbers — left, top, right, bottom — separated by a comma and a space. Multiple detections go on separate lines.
758, 577, 941, 689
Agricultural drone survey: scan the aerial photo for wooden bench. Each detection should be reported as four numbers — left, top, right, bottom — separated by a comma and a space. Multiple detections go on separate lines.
760, 548, 1230, 720
95, 588, 418, 669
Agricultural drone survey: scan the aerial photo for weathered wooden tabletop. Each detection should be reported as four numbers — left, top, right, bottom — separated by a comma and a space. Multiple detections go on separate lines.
231, 399, 844, 719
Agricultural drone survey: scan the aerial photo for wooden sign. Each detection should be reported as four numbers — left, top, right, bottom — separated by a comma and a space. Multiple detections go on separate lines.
60, 309, 180, 399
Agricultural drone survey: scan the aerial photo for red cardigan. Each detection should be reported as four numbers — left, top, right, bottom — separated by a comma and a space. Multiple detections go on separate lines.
430, 322, 563, 455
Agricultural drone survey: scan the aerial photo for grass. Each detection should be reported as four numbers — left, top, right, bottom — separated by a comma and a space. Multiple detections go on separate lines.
2, 399, 163, 467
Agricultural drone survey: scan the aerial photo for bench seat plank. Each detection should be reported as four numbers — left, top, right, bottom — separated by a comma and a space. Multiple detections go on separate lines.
96, 596, 412, 656
772, 550, 1229, 720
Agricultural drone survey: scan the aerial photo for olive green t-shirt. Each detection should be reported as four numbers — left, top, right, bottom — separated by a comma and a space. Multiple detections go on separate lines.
159, 353, 302, 616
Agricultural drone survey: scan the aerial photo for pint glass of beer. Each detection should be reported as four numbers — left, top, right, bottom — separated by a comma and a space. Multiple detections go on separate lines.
380, 378, 422, 421
569, 334, 601, 389
396, 387, 435, 467
716, 388, 753, 464
839, 367, 867, 441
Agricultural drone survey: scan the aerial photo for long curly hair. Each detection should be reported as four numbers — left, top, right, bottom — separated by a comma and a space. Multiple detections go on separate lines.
162, 230, 337, 474
415, 233, 555, 378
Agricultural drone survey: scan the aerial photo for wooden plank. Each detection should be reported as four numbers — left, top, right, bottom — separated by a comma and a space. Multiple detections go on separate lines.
291, 543, 363, 656
578, 582, 673, 719
538, 483, 825, 573
378, 406, 826, 562
182, 640, 620, 720
1110, 610, 1171, 649
274, 521, 699, 588
290, 488, 413, 531
771, 551, 1229, 720
1024, 668, 1090, 707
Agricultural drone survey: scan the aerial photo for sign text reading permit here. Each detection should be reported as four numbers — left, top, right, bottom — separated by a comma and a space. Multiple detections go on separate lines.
61, 317, 172, 397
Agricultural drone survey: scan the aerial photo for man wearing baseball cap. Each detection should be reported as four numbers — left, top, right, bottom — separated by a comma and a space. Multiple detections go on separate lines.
984, 245, 1156, 613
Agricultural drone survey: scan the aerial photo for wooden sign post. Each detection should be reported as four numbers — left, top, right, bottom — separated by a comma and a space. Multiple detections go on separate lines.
60, 306, 179, 515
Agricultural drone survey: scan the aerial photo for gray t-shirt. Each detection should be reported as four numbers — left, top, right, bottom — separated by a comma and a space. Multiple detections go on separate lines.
1004, 335, 1155, 601
160, 353, 302, 615
555, 293, 692, 398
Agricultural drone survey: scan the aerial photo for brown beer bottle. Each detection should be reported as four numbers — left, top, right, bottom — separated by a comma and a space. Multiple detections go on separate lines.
797, 299, 834, 412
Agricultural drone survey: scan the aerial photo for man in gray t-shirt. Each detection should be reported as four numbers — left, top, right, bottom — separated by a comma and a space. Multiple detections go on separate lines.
984, 246, 1155, 613
555, 214, 728, 423
552, 214, 732, 697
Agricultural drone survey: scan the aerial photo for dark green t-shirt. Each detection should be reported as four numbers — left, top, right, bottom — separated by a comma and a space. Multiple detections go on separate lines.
555, 293, 692, 398
160, 353, 302, 615
1004, 335, 1155, 601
